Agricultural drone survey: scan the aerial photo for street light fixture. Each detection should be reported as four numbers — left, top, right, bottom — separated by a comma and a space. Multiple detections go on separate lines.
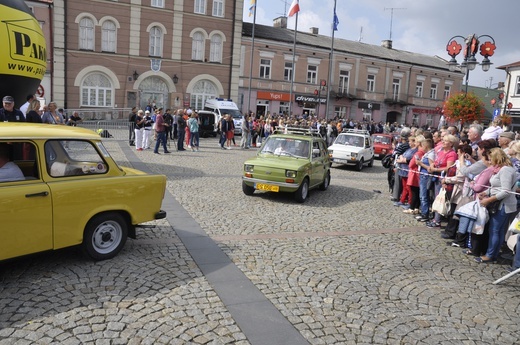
446, 34, 496, 93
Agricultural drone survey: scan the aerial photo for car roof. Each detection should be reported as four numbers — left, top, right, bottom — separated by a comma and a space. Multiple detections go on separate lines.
0, 123, 101, 140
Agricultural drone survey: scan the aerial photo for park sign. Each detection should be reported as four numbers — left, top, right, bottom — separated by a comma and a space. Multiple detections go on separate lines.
0, 0, 46, 105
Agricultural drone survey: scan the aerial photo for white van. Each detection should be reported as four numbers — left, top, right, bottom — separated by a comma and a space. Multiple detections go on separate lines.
204, 98, 243, 135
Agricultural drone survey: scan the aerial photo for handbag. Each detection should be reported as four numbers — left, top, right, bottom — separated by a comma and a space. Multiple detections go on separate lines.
487, 200, 501, 215
432, 187, 449, 216
473, 198, 489, 235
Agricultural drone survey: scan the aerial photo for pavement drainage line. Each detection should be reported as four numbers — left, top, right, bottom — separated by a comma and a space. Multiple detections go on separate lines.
120, 143, 310, 345
211, 227, 421, 242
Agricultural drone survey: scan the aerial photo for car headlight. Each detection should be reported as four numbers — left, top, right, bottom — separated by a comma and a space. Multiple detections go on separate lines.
244, 164, 254, 173
286, 170, 297, 178
328, 150, 333, 156
351, 152, 357, 158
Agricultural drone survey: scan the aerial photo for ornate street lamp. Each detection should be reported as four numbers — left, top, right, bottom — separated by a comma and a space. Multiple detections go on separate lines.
446, 34, 496, 93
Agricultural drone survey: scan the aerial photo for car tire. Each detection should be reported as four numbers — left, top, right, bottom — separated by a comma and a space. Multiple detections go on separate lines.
356, 158, 364, 171
319, 171, 330, 191
294, 177, 309, 203
82, 213, 128, 261
368, 156, 374, 167
242, 181, 255, 196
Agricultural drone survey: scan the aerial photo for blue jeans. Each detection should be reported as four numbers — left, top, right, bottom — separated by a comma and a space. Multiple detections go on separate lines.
190, 131, 199, 148
154, 131, 168, 153
485, 205, 508, 259
419, 173, 430, 216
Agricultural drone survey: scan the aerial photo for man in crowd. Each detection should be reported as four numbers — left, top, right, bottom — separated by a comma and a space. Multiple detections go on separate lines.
0, 96, 25, 122
0, 143, 25, 182
19, 94, 34, 117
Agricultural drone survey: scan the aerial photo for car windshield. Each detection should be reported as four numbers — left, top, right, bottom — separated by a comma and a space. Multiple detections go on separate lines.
221, 109, 242, 119
372, 135, 391, 145
261, 137, 309, 158
335, 134, 363, 147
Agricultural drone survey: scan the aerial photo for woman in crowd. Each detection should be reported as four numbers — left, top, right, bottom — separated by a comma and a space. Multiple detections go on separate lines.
475, 148, 518, 263
41, 102, 64, 125
415, 138, 435, 222
395, 136, 418, 209
226, 115, 235, 148
187, 112, 200, 152
403, 135, 425, 214
25, 99, 42, 123
426, 134, 458, 228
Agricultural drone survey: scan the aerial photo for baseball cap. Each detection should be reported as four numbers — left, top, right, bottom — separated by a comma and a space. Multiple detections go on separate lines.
2, 96, 14, 103
145, 110, 150, 114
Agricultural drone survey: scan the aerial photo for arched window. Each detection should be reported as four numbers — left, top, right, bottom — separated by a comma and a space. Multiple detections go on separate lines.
149, 26, 163, 57
81, 73, 113, 107
209, 34, 222, 63
101, 20, 117, 52
79, 17, 94, 50
190, 80, 217, 110
192, 32, 204, 61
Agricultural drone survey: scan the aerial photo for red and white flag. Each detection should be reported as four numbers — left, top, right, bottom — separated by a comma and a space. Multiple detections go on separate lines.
288, 0, 300, 17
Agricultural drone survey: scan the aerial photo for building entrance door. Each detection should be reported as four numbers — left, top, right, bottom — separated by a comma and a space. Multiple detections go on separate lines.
256, 100, 269, 117
139, 76, 169, 110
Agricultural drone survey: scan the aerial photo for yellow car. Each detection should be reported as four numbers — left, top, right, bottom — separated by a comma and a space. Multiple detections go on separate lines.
0, 123, 167, 261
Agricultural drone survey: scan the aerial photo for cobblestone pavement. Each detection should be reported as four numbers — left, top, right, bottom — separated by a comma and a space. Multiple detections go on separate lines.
1, 137, 520, 344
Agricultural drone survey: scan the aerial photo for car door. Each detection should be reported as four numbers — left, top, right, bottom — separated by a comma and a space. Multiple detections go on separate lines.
364, 136, 373, 161
1, 142, 52, 261
311, 140, 326, 187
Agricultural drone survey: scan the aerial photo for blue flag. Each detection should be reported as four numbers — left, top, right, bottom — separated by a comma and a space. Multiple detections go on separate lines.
333, 10, 339, 31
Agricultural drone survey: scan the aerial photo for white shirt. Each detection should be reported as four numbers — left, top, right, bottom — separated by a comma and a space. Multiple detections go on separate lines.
20, 101, 30, 116
0, 161, 25, 182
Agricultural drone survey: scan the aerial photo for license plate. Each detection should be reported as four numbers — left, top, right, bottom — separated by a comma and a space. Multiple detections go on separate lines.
334, 158, 349, 164
255, 183, 279, 192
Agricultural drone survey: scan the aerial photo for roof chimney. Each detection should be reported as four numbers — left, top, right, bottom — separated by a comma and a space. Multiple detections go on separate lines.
310, 27, 319, 35
273, 16, 287, 29
381, 40, 393, 49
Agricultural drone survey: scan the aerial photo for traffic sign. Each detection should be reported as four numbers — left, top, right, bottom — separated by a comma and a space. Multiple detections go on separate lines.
493, 108, 500, 119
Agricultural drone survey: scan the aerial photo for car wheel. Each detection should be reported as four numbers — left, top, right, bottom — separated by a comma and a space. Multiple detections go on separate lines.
242, 181, 255, 196
356, 158, 364, 171
82, 213, 128, 261
368, 156, 374, 167
319, 171, 330, 191
294, 178, 309, 203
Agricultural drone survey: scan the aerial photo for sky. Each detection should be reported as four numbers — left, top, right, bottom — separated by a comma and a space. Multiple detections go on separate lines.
243, 0, 520, 89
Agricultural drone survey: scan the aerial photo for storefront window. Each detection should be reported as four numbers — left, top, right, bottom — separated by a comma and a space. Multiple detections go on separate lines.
279, 102, 289, 115
334, 106, 346, 118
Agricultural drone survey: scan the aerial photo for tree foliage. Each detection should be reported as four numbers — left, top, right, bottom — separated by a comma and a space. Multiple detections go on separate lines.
443, 92, 485, 124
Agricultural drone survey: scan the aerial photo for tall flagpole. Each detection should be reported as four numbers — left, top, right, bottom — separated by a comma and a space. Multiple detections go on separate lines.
325, 0, 337, 121
289, 12, 298, 117
246, 1, 257, 116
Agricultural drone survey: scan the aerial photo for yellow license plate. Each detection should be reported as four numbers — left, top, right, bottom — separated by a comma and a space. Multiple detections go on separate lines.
255, 183, 279, 192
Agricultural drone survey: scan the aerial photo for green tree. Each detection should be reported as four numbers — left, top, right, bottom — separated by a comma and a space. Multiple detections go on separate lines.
443, 92, 485, 124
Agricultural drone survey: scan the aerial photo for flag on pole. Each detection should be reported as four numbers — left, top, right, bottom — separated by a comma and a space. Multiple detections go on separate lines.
333, 9, 339, 31
249, 0, 256, 17
288, 0, 300, 17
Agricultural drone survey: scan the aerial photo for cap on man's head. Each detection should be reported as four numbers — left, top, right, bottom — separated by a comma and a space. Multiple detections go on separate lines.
499, 131, 515, 141
2, 96, 14, 103
145, 110, 150, 114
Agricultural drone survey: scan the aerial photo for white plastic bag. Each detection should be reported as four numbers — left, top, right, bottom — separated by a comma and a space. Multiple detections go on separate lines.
472, 198, 489, 235
432, 188, 448, 216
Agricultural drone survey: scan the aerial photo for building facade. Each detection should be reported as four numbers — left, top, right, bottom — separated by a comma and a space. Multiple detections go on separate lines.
30, 0, 243, 113
498, 61, 520, 131
240, 20, 465, 127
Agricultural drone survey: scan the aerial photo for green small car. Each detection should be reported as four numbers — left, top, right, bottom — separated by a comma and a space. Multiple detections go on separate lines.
242, 128, 331, 203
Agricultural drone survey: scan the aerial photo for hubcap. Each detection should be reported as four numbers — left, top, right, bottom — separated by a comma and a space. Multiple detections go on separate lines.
92, 220, 122, 254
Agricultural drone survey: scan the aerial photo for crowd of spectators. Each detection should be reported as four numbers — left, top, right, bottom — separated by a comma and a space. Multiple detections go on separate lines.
389, 121, 520, 272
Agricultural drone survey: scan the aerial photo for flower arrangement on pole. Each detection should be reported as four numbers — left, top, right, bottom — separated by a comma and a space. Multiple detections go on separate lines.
497, 113, 512, 126
442, 92, 485, 125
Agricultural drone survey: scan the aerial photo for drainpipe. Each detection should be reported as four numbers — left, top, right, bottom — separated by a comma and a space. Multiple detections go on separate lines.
227, 0, 237, 99
48, 2, 55, 103
63, 0, 68, 108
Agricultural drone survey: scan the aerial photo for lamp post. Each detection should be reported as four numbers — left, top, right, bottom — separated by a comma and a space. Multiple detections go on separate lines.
314, 79, 327, 118
446, 34, 496, 94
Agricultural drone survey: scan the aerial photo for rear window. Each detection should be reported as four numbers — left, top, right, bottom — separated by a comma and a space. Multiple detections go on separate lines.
373, 135, 391, 145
